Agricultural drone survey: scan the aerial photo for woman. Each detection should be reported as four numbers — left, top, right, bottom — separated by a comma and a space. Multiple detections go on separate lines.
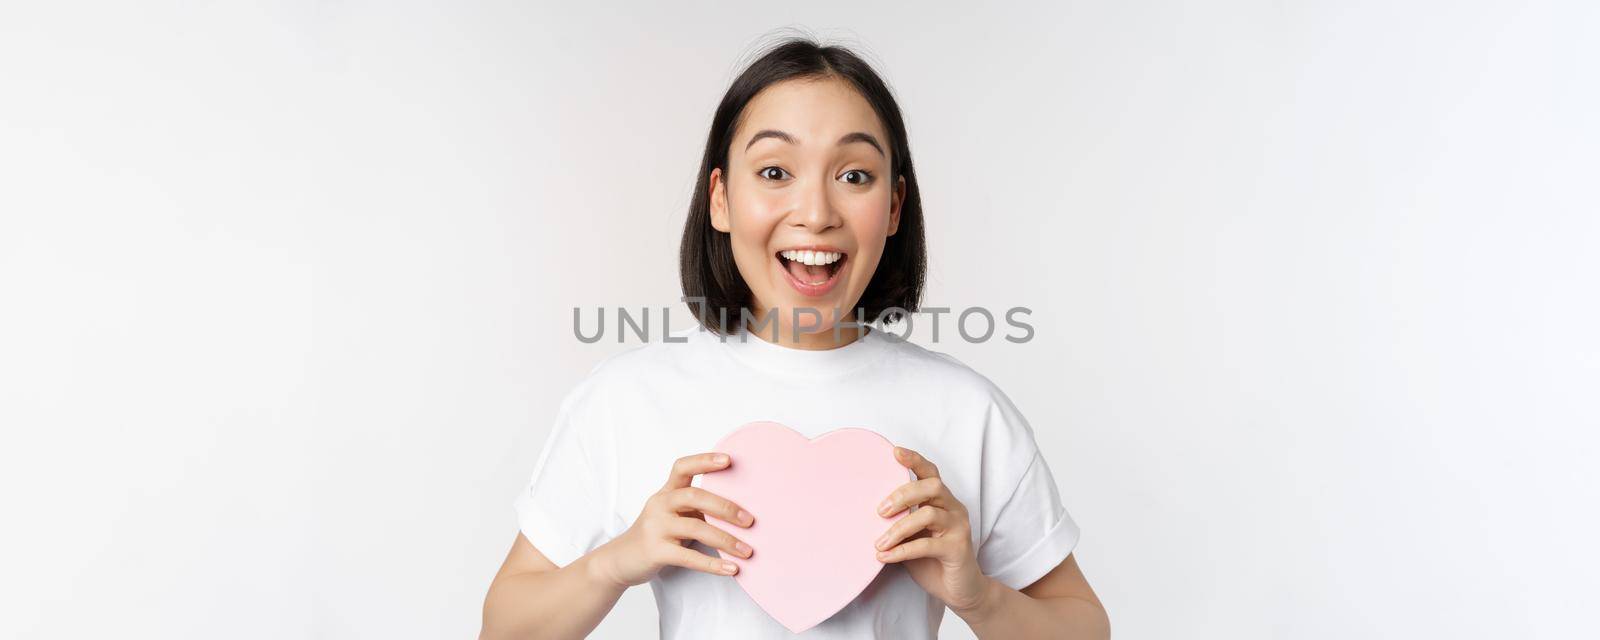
481, 37, 1110, 639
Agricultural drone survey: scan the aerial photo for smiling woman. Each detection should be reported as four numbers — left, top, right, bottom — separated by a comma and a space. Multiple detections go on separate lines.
483, 37, 1109, 640
679, 44, 927, 349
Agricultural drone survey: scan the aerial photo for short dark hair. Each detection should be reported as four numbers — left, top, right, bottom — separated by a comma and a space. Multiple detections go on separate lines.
678, 37, 926, 334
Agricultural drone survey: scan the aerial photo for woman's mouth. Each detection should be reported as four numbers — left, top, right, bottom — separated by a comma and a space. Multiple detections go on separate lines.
776, 248, 847, 297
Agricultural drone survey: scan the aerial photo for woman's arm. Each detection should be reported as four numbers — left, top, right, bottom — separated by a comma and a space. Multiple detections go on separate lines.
952, 553, 1110, 639
480, 453, 755, 640
876, 447, 1109, 639
480, 534, 626, 640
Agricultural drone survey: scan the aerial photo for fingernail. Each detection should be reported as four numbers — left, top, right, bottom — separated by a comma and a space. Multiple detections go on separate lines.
877, 499, 892, 515
735, 541, 752, 556
737, 510, 753, 526
714, 454, 729, 465
876, 550, 892, 561
721, 561, 739, 575
874, 535, 888, 550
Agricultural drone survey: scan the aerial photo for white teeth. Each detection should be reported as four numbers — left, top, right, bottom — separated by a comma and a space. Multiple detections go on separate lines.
780, 249, 843, 266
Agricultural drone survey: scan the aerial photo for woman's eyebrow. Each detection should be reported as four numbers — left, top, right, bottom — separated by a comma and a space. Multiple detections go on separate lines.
745, 129, 797, 151
743, 129, 886, 158
837, 132, 885, 158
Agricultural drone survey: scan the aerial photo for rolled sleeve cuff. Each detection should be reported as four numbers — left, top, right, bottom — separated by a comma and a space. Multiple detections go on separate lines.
984, 510, 1081, 590
514, 493, 587, 568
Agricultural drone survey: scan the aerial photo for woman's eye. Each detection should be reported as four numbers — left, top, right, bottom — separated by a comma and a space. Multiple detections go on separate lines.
759, 166, 790, 181
840, 169, 874, 185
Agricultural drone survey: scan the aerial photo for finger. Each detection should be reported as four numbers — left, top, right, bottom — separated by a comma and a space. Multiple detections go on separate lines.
878, 477, 950, 517
667, 487, 754, 528
875, 505, 942, 552
664, 452, 731, 490
659, 543, 740, 576
668, 517, 753, 559
876, 536, 948, 564
894, 446, 940, 480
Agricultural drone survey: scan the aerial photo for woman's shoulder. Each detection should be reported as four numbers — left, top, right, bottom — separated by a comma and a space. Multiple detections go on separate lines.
558, 328, 719, 400
878, 336, 1043, 451
874, 333, 1017, 406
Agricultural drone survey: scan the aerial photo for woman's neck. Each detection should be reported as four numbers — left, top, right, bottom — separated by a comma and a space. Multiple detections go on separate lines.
741, 312, 867, 351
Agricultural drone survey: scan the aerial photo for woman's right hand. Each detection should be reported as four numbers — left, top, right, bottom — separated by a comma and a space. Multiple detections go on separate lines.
587, 452, 755, 588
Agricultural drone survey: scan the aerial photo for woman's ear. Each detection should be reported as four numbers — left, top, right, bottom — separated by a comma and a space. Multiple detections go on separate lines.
709, 168, 731, 232
887, 175, 906, 236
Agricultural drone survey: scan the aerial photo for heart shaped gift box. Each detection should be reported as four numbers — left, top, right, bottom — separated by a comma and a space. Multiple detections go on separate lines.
697, 421, 912, 633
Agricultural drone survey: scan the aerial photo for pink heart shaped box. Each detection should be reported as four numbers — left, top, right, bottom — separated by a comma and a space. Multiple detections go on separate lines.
698, 421, 912, 633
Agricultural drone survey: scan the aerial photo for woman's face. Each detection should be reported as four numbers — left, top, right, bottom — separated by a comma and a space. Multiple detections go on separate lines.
710, 76, 906, 343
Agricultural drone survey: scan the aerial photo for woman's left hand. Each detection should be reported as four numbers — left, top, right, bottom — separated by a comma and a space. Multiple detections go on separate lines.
874, 446, 992, 614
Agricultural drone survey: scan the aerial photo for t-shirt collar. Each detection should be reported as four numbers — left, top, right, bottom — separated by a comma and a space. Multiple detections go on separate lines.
707, 324, 890, 378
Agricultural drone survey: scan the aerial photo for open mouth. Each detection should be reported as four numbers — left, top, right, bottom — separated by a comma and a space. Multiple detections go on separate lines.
776, 248, 847, 296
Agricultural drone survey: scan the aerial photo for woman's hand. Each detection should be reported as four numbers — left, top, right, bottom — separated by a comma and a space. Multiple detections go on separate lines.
874, 447, 994, 614
588, 452, 755, 588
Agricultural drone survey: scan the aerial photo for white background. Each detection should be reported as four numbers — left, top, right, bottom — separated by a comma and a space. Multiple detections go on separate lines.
3, 2, 1597, 638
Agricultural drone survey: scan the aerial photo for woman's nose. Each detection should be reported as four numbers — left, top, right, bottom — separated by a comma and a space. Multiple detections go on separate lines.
787, 177, 843, 232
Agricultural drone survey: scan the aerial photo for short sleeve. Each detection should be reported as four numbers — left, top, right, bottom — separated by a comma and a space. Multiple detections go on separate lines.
976, 450, 1081, 590
513, 389, 617, 568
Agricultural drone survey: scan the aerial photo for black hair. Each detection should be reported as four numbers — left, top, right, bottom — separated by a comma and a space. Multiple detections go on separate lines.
678, 37, 926, 334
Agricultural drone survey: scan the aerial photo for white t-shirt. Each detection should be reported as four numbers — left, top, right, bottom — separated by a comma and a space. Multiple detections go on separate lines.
514, 326, 1080, 639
